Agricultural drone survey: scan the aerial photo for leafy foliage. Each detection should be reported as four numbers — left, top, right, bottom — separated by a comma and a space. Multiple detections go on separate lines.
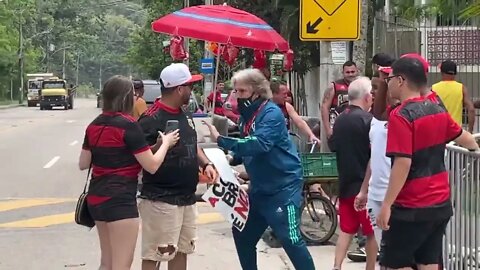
460, 0, 480, 19
126, 0, 204, 79
0, 0, 145, 100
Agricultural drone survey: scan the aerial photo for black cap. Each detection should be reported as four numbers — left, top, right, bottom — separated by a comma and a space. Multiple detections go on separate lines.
372, 53, 395, 67
440, 60, 457, 75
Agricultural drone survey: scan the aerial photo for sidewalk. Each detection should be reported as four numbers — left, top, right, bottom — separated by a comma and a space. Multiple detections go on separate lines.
187, 223, 366, 270
0, 102, 25, 110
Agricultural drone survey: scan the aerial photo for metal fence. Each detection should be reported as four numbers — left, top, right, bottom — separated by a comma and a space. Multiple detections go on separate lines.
374, 11, 480, 133
444, 134, 480, 270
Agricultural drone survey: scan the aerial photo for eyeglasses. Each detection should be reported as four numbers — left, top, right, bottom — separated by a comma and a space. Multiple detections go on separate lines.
384, 75, 404, 84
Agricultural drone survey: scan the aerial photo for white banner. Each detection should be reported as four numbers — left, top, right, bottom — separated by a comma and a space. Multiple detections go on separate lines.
201, 148, 249, 231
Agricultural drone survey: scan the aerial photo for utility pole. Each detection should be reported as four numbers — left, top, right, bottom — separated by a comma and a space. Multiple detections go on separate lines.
75, 51, 80, 86
203, 0, 214, 110
62, 41, 66, 79
99, 59, 102, 91
10, 79, 13, 101
18, 20, 24, 105
45, 38, 49, 72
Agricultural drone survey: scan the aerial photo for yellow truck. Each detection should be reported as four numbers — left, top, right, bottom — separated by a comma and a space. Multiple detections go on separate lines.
39, 77, 75, 110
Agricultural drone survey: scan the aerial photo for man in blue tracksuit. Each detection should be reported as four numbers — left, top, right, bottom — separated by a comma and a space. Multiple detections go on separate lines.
204, 69, 315, 270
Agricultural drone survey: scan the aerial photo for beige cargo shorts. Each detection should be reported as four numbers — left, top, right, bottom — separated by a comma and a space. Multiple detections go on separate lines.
138, 199, 198, 262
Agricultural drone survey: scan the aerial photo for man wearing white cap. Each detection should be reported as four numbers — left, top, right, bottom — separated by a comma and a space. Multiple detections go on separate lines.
137, 63, 217, 270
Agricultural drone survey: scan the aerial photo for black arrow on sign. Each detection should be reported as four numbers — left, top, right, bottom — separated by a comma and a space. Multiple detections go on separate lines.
306, 17, 323, 34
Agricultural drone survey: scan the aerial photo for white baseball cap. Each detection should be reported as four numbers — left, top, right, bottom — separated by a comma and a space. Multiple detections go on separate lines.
159, 63, 203, 88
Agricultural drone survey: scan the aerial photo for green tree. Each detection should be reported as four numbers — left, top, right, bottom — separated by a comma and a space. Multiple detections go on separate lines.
2, 0, 147, 92
0, 0, 42, 101
127, 0, 204, 79
459, 0, 480, 19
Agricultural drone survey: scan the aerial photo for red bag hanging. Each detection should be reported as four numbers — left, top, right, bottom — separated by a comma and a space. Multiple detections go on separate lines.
206, 42, 220, 55
283, 49, 294, 71
223, 43, 239, 66
169, 36, 188, 61
253, 50, 267, 69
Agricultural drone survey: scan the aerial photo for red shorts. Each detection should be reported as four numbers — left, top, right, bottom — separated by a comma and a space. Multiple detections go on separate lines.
339, 196, 374, 235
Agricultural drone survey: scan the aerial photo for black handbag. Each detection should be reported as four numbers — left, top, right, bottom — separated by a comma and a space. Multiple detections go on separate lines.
75, 126, 106, 228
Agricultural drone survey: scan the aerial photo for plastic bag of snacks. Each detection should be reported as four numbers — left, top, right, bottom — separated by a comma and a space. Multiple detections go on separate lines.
169, 36, 188, 61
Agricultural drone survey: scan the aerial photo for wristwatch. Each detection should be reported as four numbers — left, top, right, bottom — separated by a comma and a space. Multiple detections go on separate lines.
203, 162, 214, 171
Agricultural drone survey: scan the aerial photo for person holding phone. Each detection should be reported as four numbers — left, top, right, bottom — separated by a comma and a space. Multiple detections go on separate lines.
137, 63, 217, 270
78, 75, 179, 270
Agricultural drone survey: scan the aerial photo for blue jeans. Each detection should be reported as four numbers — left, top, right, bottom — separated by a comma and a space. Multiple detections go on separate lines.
232, 195, 315, 270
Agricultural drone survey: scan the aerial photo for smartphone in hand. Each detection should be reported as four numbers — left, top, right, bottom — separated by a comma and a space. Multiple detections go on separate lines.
165, 120, 179, 134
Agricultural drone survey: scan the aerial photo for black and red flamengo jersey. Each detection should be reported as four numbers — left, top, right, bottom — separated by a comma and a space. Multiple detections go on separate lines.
331, 79, 350, 110
386, 90, 446, 118
386, 96, 462, 218
426, 90, 446, 110
82, 112, 150, 204
138, 101, 199, 206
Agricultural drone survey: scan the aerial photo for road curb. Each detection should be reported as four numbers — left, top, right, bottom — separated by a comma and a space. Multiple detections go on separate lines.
0, 104, 26, 110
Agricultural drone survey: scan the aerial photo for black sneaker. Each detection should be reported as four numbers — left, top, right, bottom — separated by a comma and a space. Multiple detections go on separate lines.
347, 247, 367, 262
347, 247, 381, 262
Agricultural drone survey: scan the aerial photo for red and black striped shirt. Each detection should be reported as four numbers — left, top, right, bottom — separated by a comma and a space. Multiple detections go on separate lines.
82, 112, 149, 204
386, 96, 462, 220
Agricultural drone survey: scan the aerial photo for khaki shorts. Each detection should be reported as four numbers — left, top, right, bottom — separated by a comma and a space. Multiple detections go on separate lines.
138, 199, 198, 262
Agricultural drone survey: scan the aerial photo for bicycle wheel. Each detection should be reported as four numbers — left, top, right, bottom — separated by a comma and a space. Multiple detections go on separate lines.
299, 193, 338, 245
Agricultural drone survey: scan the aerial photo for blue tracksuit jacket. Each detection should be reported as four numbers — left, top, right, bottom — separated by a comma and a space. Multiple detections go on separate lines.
217, 99, 304, 205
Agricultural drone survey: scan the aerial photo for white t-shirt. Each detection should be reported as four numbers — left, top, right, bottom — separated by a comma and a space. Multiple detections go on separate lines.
368, 117, 391, 202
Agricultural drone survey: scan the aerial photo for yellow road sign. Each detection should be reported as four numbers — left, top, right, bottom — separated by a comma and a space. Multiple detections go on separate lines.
300, 0, 361, 41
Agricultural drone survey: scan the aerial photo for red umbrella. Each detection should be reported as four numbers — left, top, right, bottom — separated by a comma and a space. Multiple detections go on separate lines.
151, 4, 289, 52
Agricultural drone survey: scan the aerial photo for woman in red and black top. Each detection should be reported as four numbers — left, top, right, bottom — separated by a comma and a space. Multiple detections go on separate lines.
78, 75, 179, 270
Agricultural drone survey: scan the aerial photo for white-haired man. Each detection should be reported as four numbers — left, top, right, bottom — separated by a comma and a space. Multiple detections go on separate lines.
328, 77, 377, 270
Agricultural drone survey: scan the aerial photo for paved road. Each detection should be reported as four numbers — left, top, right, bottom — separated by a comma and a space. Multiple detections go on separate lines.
0, 99, 365, 269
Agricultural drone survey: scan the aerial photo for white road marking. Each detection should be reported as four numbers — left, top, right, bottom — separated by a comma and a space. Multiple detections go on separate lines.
66, 120, 76, 123
43, 156, 60, 169
69, 140, 78, 146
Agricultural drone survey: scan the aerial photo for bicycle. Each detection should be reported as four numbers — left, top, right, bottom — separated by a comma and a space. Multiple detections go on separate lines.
299, 142, 338, 245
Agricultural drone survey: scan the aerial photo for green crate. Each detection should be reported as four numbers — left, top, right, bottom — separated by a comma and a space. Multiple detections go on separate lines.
300, 153, 338, 178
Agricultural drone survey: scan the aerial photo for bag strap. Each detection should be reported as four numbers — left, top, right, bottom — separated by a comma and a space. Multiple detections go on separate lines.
83, 125, 107, 193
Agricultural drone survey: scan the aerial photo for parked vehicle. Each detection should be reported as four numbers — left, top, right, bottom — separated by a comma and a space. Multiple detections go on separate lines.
142, 80, 162, 105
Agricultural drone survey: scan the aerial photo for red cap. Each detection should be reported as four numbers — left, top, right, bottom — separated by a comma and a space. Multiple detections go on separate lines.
400, 53, 429, 73
378, 66, 392, 74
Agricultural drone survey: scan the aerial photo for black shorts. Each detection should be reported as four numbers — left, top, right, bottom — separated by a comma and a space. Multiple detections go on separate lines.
87, 175, 139, 222
88, 196, 138, 222
380, 217, 449, 268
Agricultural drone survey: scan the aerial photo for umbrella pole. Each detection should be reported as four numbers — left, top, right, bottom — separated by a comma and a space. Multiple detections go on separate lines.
211, 48, 221, 119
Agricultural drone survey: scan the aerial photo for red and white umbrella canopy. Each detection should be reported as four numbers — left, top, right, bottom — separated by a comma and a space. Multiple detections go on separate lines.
152, 4, 290, 52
